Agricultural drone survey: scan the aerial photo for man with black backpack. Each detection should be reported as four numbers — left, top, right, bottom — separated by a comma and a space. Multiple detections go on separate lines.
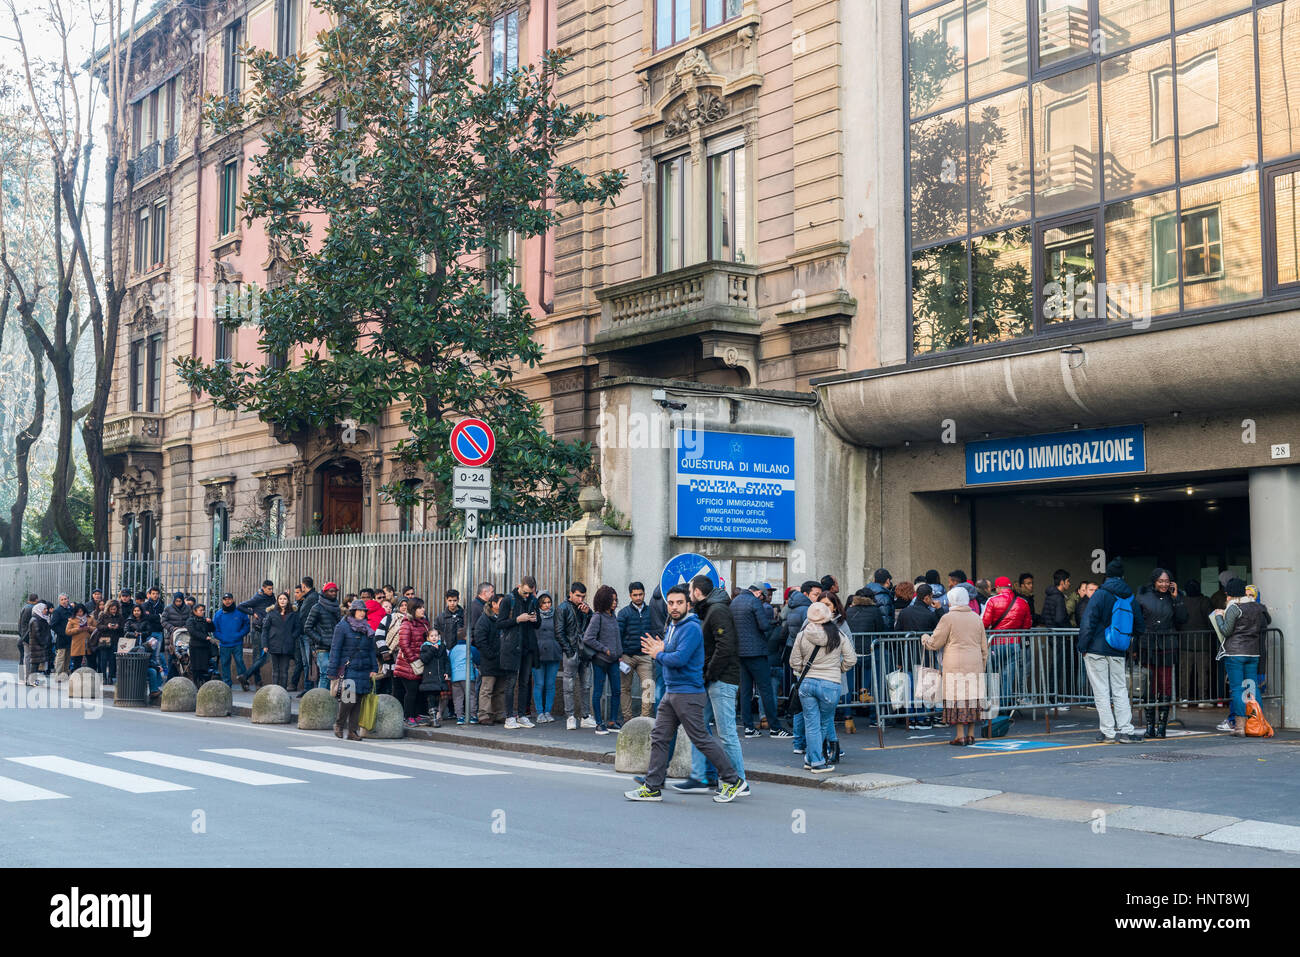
1078, 558, 1146, 743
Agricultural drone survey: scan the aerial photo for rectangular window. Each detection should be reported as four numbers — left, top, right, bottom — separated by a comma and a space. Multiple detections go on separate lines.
707, 135, 747, 262
491, 9, 519, 82
132, 101, 142, 155
1153, 206, 1224, 287
151, 201, 167, 268
146, 333, 162, 413
1150, 51, 1219, 145
1268, 161, 1300, 291
218, 160, 239, 236
655, 0, 690, 51
130, 340, 145, 411
1039, 214, 1097, 323
658, 155, 688, 271
1037, 0, 1090, 69
276, 0, 299, 58
163, 78, 177, 141
145, 90, 159, 145
134, 207, 149, 273
704, 0, 743, 31
487, 231, 519, 308
223, 19, 242, 96
214, 314, 232, 363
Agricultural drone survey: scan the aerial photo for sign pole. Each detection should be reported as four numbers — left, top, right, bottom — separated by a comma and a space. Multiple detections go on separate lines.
463, 508, 476, 725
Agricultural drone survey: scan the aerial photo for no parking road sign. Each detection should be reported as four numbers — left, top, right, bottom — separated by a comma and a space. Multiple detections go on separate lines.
450, 418, 495, 468
659, 553, 721, 604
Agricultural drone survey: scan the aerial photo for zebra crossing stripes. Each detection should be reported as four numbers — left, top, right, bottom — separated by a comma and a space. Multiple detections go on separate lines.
0, 774, 68, 802
110, 751, 307, 785
203, 748, 410, 780
293, 745, 509, 776
7, 755, 192, 794
367, 742, 626, 779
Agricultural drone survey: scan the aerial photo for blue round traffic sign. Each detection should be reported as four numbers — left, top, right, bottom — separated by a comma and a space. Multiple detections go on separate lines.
659, 553, 720, 604
450, 418, 495, 467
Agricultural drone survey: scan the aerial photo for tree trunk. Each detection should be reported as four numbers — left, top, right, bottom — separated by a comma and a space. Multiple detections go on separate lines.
1, 318, 47, 556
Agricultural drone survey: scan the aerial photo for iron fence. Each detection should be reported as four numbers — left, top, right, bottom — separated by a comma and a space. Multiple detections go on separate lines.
0, 522, 572, 637
0, 552, 220, 631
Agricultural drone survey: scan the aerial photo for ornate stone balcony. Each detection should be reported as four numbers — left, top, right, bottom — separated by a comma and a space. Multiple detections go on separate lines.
594, 260, 761, 382
103, 412, 164, 456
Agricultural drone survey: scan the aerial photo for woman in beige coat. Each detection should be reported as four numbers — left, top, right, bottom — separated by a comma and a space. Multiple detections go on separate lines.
922, 587, 989, 746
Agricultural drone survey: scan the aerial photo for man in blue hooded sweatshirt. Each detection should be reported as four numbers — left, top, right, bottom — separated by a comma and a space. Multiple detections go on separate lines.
1078, 558, 1146, 743
625, 585, 744, 804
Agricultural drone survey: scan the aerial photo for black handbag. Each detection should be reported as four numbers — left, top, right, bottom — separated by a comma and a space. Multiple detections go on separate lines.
783, 644, 820, 717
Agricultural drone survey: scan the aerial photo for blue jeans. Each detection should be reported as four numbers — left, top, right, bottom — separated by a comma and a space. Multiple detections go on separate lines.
800, 677, 840, 768
532, 661, 560, 714
990, 642, 1020, 704
218, 645, 248, 687
591, 660, 621, 724
315, 650, 331, 689
691, 680, 746, 783
146, 666, 163, 694
740, 655, 784, 732
653, 661, 666, 714
247, 646, 269, 683
1224, 656, 1260, 720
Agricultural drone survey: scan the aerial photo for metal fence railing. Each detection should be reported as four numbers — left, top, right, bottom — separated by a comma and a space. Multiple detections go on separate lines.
0, 553, 220, 631
779, 628, 1285, 747
0, 522, 572, 639
221, 523, 572, 605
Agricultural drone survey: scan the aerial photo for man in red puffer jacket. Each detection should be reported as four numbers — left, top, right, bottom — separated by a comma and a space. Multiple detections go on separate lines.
982, 576, 1032, 706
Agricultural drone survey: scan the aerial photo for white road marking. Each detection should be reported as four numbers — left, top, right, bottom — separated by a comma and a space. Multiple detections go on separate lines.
366, 742, 625, 779
110, 751, 307, 785
7, 756, 192, 793
204, 748, 409, 780
0, 774, 68, 802
294, 745, 509, 777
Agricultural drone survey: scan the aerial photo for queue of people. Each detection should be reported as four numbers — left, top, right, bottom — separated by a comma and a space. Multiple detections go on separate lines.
12, 559, 1273, 770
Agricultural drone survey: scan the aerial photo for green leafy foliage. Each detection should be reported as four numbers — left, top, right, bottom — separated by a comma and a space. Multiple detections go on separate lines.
176, 0, 625, 524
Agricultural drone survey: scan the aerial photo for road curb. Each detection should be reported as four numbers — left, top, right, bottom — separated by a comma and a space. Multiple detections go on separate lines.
100, 683, 902, 792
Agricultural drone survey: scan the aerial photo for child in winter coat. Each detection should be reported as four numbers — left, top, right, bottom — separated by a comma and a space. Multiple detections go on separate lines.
418, 627, 452, 727
448, 639, 480, 725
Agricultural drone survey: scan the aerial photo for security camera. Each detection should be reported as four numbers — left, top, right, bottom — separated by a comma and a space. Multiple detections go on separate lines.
651, 389, 687, 411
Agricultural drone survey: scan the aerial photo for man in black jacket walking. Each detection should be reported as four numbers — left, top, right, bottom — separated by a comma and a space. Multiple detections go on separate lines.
680, 575, 747, 794
238, 580, 277, 687
555, 582, 594, 730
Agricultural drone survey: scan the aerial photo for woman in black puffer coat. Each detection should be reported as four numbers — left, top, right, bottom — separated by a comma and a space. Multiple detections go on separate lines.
261, 592, 301, 688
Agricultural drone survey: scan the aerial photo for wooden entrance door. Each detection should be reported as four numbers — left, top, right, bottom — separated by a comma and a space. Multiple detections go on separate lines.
320, 462, 363, 534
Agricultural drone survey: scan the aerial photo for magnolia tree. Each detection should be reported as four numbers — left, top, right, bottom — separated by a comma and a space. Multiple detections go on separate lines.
177, 0, 624, 525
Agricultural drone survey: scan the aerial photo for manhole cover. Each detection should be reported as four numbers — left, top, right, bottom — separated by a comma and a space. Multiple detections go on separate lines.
1133, 751, 1206, 762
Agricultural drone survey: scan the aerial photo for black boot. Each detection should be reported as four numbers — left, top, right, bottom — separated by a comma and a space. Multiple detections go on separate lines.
1145, 709, 1156, 738
1155, 707, 1169, 739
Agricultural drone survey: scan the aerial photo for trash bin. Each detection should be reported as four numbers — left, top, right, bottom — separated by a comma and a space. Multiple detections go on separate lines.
114, 650, 150, 707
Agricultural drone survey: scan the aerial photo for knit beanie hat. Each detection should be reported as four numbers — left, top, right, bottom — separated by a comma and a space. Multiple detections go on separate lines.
1225, 578, 1246, 598
1106, 558, 1125, 577
806, 601, 832, 625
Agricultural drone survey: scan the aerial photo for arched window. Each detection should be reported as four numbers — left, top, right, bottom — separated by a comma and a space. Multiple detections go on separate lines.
124, 513, 139, 556
266, 495, 286, 539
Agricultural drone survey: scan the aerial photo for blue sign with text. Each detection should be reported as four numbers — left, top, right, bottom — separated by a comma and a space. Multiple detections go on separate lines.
659, 554, 721, 605
965, 424, 1146, 487
675, 430, 795, 540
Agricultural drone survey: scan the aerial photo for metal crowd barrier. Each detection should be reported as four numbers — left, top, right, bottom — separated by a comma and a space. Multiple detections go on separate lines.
778, 627, 1285, 748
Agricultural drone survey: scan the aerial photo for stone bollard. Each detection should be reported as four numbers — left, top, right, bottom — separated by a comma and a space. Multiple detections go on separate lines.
251, 684, 292, 724
614, 715, 693, 777
67, 667, 103, 699
160, 676, 197, 712
298, 688, 340, 730
363, 693, 405, 739
195, 680, 233, 717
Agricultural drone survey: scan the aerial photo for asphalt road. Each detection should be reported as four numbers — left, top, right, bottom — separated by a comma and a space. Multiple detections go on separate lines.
0, 680, 1291, 868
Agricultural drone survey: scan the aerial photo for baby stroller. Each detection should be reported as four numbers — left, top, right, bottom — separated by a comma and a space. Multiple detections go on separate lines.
173, 628, 219, 684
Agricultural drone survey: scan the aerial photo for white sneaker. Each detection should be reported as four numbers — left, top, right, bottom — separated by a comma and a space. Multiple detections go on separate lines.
504, 717, 520, 729
1215, 719, 1233, 731
566, 715, 577, 730
517, 715, 534, 728
580, 715, 597, 729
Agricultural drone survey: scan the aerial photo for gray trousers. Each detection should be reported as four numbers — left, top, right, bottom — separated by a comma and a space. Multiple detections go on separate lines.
562, 654, 592, 718
647, 692, 738, 791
